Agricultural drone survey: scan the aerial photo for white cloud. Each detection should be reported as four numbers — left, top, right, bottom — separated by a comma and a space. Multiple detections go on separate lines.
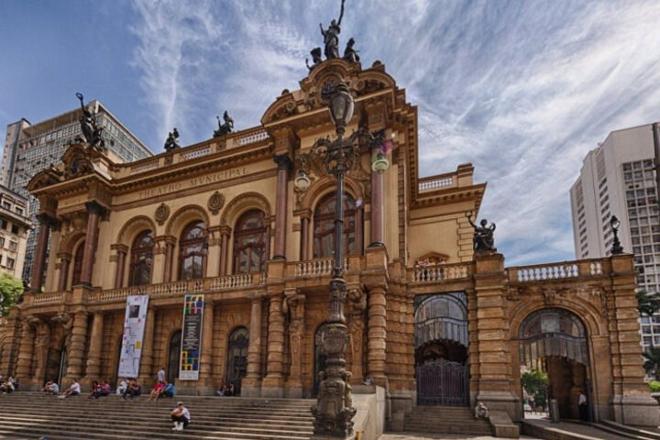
129, 0, 660, 265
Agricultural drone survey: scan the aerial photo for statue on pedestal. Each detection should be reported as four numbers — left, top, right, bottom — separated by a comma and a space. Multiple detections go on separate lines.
164, 128, 180, 152
467, 213, 496, 253
343, 38, 360, 64
320, 0, 345, 59
306, 47, 323, 71
214, 111, 234, 137
75, 92, 105, 151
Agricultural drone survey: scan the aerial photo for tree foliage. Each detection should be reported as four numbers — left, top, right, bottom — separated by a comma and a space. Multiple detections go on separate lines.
637, 290, 660, 317
522, 369, 549, 407
644, 347, 660, 381
0, 273, 23, 317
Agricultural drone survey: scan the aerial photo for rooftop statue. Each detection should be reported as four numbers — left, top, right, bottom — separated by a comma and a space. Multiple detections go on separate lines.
75, 92, 105, 151
306, 47, 323, 71
164, 128, 180, 152
320, 0, 345, 59
214, 110, 234, 137
343, 38, 360, 64
467, 213, 497, 253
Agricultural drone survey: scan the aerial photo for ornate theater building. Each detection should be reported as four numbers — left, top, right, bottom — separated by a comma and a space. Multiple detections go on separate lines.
0, 59, 657, 431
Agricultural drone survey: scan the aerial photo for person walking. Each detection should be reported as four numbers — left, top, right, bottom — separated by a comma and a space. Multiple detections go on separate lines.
578, 390, 589, 422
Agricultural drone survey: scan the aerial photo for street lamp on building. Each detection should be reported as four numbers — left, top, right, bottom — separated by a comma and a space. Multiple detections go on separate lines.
305, 80, 366, 438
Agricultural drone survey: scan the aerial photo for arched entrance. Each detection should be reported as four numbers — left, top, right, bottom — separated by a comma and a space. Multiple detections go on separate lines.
45, 343, 67, 385
414, 293, 469, 406
226, 327, 248, 395
313, 323, 330, 397
519, 308, 591, 421
167, 330, 181, 384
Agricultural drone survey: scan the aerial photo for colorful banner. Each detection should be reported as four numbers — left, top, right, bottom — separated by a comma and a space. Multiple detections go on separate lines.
118, 295, 150, 378
179, 293, 204, 380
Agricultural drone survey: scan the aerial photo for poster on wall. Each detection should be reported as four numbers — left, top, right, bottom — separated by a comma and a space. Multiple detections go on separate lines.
118, 295, 150, 378
179, 293, 204, 380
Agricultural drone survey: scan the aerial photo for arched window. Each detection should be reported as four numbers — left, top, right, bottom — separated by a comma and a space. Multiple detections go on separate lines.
313, 193, 357, 258
129, 230, 154, 286
233, 210, 268, 274
226, 327, 249, 394
179, 221, 207, 280
71, 240, 85, 286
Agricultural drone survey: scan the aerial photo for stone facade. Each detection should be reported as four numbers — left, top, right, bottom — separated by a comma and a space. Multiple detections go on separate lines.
0, 59, 657, 429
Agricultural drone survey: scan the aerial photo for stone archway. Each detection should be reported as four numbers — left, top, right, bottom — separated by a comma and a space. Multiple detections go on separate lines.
414, 293, 469, 406
226, 327, 248, 395
518, 308, 591, 421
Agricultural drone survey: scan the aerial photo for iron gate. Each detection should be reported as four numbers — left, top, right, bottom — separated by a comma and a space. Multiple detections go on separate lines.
416, 359, 468, 406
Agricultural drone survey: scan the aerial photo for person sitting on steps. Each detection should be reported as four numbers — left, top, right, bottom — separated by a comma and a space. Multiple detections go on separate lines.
149, 380, 166, 401
42, 380, 59, 395
59, 379, 81, 398
116, 378, 127, 396
170, 401, 191, 431
121, 378, 142, 399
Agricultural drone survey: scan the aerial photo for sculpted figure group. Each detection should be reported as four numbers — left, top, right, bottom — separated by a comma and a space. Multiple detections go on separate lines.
307, 0, 360, 71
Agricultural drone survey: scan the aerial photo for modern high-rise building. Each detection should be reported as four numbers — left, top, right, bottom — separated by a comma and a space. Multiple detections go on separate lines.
1, 100, 153, 283
0, 184, 31, 280
570, 122, 660, 349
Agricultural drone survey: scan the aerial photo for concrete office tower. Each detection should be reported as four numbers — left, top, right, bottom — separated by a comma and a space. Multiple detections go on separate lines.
570, 123, 660, 348
1, 101, 153, 283
0, 184, 31, 279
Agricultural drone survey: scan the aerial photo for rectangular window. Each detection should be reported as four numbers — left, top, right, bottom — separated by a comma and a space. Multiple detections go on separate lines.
8, 241, 17, 251
2, 202, 10, 210
11, 224, 19, 234
15, 207, 22, 215
6, 257, 14, 269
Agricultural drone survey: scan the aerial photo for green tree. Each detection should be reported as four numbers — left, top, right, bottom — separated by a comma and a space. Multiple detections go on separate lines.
637, 290, 660, 317
644, 348, 660, 381
0, 273, 23, 317
522, 369, 549, 408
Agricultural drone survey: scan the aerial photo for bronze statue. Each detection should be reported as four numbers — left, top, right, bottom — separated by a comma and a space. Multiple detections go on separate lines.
320, 0, 345, 59
75, 92, 105, 150
164, 128, 180, 152
214, 111, 234, 137
343, 38, 360, 63
467, 213, 496, 253
306, 47, 323, 71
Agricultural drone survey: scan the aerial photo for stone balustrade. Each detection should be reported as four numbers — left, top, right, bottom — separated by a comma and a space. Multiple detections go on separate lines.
31, 291, 64, 305
410, 262, 472, 283
180, 145, 212, 160
236, 128, 269, 146
509, 258, 609, 283
418, 173, 456, 192
293, 258, 349, 277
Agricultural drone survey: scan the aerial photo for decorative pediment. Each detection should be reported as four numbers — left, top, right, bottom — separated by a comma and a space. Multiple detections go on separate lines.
261, 59, 397, 125
62, 144, 95, 179
27, 166, 64, 192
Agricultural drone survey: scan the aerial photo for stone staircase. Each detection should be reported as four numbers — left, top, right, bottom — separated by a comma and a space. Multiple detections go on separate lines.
0, 392, 315, 439
403, 405, 492, 435
522, 419, 660, 440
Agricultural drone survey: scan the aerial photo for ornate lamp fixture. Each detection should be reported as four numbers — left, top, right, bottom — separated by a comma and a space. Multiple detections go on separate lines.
308, 80, 358, 438
610, 215, 624, 255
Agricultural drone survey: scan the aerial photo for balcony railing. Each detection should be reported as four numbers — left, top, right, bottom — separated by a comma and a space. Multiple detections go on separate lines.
87, 272, 266, 304
293, 258, 349, 277
32, 291, 64, 305
418, 173, 457, 193
508, 258, 607, 283
409, 262, 472, 283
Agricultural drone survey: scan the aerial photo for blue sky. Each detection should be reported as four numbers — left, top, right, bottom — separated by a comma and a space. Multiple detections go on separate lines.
2, 0, 660, 265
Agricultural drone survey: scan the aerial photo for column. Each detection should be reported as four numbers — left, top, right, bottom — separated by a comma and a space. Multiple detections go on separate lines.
112, 244, 128, 288
370, 163, 384, 247
57, 252, 72, 292
199, 301, 215, 390
83, 312, 104, 383
285, 291, 305, 397
300, 215, 310, 260
15, 318, 36, 384
242, 296, 263, 396
31, 214, 54, 292
0, 313, 19, 376
206, 227, 221, 278
80, 202, 103, 286
262, 294, 285, 397
219, 226, 231, 275
33, 322, 51, 384
138, 308, 156, 385
367, 286, 387, 386
162, 237, 176, 282
273, 154, 292, 260
64, 311, 89, 386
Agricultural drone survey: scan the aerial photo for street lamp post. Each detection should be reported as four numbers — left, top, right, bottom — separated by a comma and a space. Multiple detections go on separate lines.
309, 81, 359, 438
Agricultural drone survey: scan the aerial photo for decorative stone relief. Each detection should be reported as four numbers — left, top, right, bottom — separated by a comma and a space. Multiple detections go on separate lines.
154, 203, 170, 226
208, 191, 225, 215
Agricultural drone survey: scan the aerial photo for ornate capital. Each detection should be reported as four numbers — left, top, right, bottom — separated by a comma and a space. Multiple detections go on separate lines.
274, 154, 293, 171
85, 201, 105, 216
110, 243, 129, 254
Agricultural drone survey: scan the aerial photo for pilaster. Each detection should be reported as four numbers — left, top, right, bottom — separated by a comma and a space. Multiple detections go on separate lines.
285, 289, 305, 397
242, 295, 264, 396
138, 308, 156, 386
262, 292, 285, 397
64, 309, 89, 388
82, 312, 104, 386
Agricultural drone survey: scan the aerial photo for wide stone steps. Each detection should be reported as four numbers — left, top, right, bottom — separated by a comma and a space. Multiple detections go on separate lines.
404, 405, 492, 435
0, 393, 315, 440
